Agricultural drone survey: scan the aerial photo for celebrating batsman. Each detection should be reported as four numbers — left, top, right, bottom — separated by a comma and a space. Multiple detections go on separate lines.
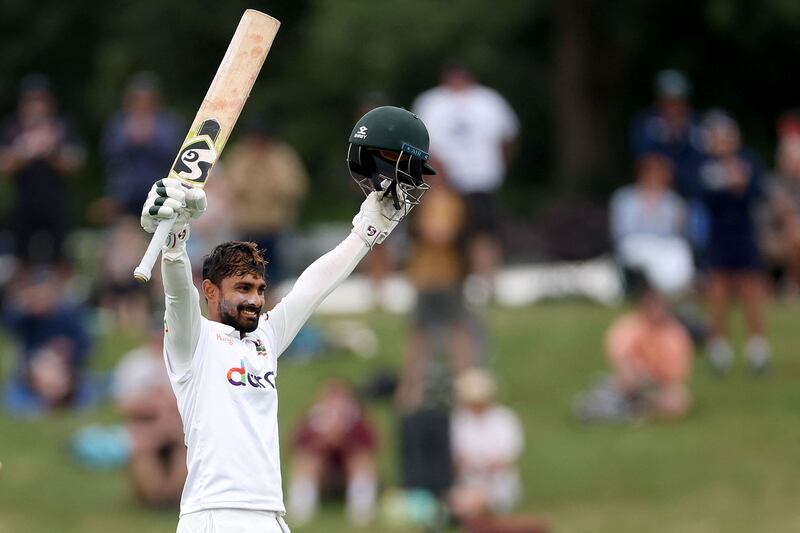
140, 106, 434, 533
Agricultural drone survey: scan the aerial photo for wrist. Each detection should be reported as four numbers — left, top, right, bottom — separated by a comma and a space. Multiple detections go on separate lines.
351, 216, 384, 249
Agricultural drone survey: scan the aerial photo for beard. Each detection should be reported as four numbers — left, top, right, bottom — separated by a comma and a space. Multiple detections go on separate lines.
218, 297, 262, 333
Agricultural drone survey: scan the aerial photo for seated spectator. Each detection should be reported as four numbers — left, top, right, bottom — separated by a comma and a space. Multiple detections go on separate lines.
760, 112, 800, 297
94, 217, 150, 332
1, 270, 91, 416
288, 379, 378, 527
610, 153, 693, 295
604, 283, 693, 418
111, 318, 185, 507
574, 276, 693, 423
449, 368, 524, 521
698, 110, 769, 374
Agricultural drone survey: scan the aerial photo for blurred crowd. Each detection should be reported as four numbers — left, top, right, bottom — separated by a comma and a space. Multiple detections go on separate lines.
0, 61, 796, 531
578, 68, 799, 423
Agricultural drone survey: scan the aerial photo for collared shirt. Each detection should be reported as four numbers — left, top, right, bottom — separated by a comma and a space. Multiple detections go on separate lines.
160, 234, 368, 516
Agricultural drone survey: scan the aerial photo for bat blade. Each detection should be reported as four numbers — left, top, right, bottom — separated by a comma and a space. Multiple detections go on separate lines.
134, 10, 280, 283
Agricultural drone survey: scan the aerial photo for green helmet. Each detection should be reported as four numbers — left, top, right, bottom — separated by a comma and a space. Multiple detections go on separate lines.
347, 106, 435, 218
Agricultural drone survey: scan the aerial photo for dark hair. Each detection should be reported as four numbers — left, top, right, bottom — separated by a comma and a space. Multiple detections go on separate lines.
202, 241, 267, 286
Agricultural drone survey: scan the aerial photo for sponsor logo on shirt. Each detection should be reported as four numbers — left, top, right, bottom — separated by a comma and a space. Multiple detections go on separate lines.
226, 359, 276, 389
216, 333, 234, 346
254, 339, 268, 357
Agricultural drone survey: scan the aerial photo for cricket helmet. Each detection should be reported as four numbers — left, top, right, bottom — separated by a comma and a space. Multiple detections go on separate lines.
347, 106, 435, 219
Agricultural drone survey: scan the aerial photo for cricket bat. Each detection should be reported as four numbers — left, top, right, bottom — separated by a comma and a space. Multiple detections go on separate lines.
133, 9, 280, 283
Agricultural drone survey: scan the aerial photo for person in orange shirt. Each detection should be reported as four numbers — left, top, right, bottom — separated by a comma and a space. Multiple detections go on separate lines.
604, 283, 693, 418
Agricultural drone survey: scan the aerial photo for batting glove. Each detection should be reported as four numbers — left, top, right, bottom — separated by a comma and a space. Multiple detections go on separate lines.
351, 190, 405, 249
141, 178, 207, 247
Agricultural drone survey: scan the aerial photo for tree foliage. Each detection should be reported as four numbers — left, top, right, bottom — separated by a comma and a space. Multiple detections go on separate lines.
1, 0, 799, 221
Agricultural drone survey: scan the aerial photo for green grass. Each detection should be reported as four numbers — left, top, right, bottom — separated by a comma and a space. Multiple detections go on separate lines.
1, 301, 799, 532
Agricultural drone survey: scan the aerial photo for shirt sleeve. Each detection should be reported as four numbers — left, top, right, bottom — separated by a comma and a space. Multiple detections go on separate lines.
268, 232, 369, 356
162, 241, 203, 378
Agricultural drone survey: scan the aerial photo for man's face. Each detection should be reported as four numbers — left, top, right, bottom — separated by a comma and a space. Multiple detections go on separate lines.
215, 273, 267, 333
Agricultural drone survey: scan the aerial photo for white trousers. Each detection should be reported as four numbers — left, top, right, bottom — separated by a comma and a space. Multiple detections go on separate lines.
177, 509, 291, 533
617, 234, 694, 295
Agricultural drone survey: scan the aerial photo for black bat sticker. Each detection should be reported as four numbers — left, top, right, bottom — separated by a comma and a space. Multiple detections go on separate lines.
171, 119, 221, 185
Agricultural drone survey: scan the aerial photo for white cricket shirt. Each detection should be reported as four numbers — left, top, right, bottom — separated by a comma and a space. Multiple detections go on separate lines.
161, 233, 368, 516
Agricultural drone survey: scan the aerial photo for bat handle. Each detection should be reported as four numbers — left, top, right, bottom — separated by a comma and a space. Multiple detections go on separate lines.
133, 219, 174, 283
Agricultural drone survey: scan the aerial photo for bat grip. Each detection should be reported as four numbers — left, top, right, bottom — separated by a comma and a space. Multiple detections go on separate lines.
133, 219, 174, 283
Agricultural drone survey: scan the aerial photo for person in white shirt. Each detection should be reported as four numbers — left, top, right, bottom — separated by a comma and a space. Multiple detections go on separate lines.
138, 106, 435, 533
412, 63, 519, 303
112, 318, 186, 507
449, 368, 524, 519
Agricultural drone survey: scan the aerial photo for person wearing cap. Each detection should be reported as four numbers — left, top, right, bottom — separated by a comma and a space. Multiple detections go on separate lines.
697, 110, 770, 375
629, 69, 704, 197
449, 368, 524, 520
0, 73, 85, 269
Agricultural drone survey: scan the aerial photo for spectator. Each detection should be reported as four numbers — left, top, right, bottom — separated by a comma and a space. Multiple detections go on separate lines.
604, 283, 693, 419
287, 379, 378, 527
610, 153, 693, 295
413, 62, 519, 304
98, 72, 183, 220
395, 169, 476, 411
573, 277, 693, 423
222, 117, 308, 281
1, 270, 92, 415
94, 217, 150, 332
0, 74, 85, 269
449, 368, 524, 520
629, 70, 708, 255
760, 112, 800, 297
112, 318, 186, 507
394, 169, 478, 505
698, 110, 770, 374
629, 69, 704, 198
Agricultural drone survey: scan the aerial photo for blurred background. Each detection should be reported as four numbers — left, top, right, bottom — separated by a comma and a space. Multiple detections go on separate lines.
2, 1, 800, 532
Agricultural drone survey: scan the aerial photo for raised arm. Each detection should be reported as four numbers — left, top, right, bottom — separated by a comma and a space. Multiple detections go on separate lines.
269, 233, 368, 354
140, 178, 207, 377
269, 191, 402, 354
161, 241, 202, 376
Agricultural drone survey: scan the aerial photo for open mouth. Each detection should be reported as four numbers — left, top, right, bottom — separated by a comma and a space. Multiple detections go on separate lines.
240, 309, 259, 320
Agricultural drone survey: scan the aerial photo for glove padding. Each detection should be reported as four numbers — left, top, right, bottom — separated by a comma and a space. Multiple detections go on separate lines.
140, 178, 207, 248
351, 189, 406, 249
140, 178, 207, 231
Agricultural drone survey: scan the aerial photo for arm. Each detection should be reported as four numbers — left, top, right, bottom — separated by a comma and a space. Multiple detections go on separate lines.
162, 241, 202, 377
140, 178, 208, 377
269, 233, 368, 355
269, 190, 402, 355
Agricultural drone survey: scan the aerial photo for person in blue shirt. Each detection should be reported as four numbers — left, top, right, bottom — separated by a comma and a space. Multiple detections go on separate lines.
1, 270, 92, 415
630, 70, 708, 254
99, 72, 183, 219
697, 110, 769, 375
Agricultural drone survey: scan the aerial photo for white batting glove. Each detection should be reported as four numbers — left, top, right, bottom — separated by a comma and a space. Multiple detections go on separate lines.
140, 178, 207, 247
351, 190, 405, 249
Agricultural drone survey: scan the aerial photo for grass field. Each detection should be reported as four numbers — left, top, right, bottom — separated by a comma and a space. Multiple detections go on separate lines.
1, 301, 799, 533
